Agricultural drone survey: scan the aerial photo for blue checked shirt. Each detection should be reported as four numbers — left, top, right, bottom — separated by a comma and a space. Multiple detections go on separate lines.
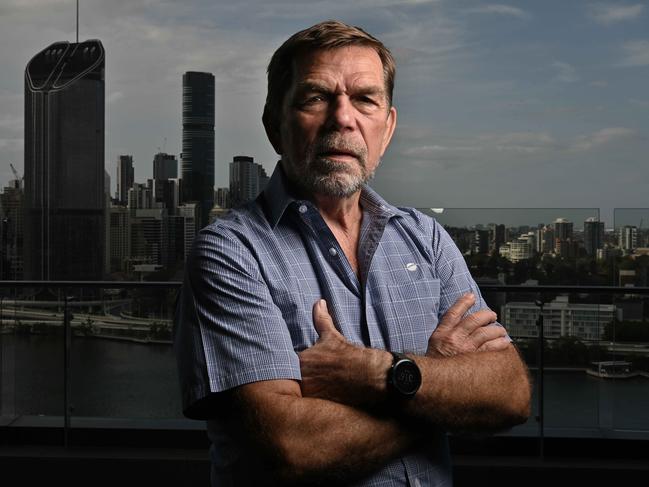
174, 163, 496, 486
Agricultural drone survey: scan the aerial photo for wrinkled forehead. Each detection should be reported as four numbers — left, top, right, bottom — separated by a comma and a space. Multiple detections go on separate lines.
290, 45, 384, 79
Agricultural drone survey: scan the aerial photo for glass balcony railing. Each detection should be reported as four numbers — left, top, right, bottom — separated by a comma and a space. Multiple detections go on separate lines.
2, 207, 649, 456
2, 281, 648, 450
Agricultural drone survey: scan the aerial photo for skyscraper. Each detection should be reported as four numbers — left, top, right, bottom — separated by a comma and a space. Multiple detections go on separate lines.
24, 40, 105, 280
117, 155, 134, 205
153, 152, 178, 210
619, 226, 638, 253
583, 217, 604, 256
181, 71, 215, 228
229, 156, 269, 207
553, 218, 574, 258
0, 179, 24, 280
153, 152, 178, 181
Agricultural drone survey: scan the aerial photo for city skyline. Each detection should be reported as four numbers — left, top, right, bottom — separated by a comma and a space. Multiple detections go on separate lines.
1, 1, 649, 227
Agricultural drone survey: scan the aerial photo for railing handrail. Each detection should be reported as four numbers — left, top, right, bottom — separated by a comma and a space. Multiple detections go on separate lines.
2, 281, 649, 294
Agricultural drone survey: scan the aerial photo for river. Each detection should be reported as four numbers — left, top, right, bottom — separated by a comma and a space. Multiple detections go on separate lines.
2, 335, 648, 436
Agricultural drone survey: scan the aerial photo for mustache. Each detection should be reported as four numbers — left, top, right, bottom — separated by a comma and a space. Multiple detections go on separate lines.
312, 133, 367, 161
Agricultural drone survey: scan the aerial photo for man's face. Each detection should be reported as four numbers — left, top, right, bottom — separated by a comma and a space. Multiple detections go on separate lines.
268, 46, 397, 198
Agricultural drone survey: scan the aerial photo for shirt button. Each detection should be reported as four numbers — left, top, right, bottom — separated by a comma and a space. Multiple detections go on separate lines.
328, 247, 338, 257
298, 204, 308, 214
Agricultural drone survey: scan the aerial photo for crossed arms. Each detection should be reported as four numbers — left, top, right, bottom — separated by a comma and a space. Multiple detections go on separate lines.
225, 294, 531, 484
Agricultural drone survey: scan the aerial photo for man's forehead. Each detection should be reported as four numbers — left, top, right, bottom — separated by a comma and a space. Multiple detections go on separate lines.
291, 46, 383, 77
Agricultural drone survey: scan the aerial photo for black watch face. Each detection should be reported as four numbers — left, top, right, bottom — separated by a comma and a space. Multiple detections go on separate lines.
394, 360, 421, 396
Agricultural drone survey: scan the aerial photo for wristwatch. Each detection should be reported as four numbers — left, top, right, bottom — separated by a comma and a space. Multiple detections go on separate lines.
387, 352, 421, 398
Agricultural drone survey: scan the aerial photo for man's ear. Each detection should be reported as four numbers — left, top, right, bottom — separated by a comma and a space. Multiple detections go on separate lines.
262, 106, 283, 155
379, 106, 397, 158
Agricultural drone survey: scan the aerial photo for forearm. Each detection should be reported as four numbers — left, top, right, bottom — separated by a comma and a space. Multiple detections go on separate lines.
406, 346, 532, 433
230, 380, 420, 485
336, 345, 530, 434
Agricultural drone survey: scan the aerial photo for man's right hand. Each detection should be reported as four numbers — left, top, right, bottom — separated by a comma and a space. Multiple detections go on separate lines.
427, 293, 510, 358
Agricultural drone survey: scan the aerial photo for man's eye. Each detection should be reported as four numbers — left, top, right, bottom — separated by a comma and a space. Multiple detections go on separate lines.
303, 95, 325, 104
357, 95, 378, 105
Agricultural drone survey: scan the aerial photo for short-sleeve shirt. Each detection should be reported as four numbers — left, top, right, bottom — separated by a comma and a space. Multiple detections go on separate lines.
173, 163, 496, 486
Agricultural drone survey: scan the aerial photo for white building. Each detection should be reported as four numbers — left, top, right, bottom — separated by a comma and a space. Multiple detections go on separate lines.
501, 296, 616, 341
619, 226, 638, 253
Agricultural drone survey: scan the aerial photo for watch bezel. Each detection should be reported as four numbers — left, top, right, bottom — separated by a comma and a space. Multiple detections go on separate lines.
389, 352, 421, 397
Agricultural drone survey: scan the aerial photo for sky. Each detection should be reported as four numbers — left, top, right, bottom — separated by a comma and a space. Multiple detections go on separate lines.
1, 0, 648, 227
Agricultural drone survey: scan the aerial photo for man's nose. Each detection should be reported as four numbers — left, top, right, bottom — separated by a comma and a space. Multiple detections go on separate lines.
325, 95, 355, 131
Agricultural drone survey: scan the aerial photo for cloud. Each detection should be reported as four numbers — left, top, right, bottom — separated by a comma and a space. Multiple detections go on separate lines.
590, 80, 608, 88
477, 132, 557, 154
403, 144, 479, 157
628, 98, 649, 108
618, 40, 649, 66
464, 4, 529, 19
0, 138, 23, 151
551, 61, 579, 83
590, 3, 644, 24
571, 127, 636, 151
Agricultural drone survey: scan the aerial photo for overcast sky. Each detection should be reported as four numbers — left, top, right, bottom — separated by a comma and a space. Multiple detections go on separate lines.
1, 0, 648, 227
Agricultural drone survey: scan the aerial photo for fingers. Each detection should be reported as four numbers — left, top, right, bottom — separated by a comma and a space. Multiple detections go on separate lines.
438, 293, 498, 334
437, 293, 476, 330
312, 299, 338, 337
469, 323, 506, 349
457, 309, 499, 335
476, 336, 511, 353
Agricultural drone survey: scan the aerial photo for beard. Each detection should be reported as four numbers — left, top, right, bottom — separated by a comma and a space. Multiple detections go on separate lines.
284, 133, 373, 198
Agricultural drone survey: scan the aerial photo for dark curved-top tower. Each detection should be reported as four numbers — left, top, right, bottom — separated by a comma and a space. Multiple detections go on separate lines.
24, 39, 105, 280
181, 71, 215, 229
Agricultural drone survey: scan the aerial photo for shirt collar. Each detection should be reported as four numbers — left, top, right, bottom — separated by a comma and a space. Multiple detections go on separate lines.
262, 162, 408, 228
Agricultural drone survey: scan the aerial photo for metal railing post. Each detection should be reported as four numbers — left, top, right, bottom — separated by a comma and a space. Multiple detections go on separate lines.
63, 295, 71, 447
535, 298, 545, 460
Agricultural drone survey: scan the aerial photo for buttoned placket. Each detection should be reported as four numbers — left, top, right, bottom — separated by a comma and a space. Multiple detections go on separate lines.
294, 201, 361, 297
358, 204, 394, 349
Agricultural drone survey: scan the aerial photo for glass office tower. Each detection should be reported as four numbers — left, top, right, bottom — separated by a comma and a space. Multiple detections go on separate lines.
181, 71, 215, 229
24, 40, 105, 280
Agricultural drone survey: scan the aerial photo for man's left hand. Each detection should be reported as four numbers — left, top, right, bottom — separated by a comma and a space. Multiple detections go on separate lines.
298, 299, 391, 406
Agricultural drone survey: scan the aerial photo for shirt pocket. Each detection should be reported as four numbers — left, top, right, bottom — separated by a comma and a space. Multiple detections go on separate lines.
382, 268, 441, 355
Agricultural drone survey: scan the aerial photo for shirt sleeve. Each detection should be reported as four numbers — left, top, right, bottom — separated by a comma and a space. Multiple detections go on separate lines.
173, 225, 301, 419
431, 218, 509, 336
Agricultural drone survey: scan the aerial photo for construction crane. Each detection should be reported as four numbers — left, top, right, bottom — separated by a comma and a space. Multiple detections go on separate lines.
9, 163, 19, 180
9, 163, 23, 188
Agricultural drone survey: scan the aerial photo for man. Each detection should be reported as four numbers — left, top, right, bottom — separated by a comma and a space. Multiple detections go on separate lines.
174, 20, 531, 486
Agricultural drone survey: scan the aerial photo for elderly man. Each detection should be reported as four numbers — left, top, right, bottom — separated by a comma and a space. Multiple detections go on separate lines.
174, 20, 531, 486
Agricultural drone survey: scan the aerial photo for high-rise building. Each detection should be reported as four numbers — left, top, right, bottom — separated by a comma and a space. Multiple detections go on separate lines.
116, 155, 135, 205
0, 179, 24, 280
472, 230, 489, 254
554, 218, 573, 240
178, 203, 198, 260
153, 152, 178, 181
537, 225, 555, 254
153, 153, 178, 211
229, 156, 269, 207
24, 40, 105, 280
584, 217, 604, 256
619, 226, 638, 253
489, 224, 506, 253
215, 187, 230, 209
108, 204, 130, 273
128, 181, 154, 210
553, 218, 574, 257
181, 71, 215, 228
